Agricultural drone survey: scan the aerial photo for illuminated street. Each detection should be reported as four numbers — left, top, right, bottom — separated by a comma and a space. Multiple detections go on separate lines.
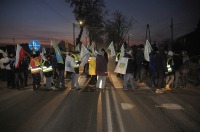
0, 58, 200, 132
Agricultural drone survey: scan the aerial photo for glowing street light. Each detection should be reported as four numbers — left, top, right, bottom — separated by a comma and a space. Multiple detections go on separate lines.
73, 20, 83, 51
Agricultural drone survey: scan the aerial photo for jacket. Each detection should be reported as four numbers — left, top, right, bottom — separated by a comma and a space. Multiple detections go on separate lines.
30, 56, 42, 74
96, 55, 108, 76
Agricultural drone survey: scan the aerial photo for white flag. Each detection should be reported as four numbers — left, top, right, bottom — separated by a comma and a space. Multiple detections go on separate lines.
80, 44, 90, 66
120, 44, 125, 58
75, 43, 80, 52
107, 41, 116, 57
144, 39, 152, 62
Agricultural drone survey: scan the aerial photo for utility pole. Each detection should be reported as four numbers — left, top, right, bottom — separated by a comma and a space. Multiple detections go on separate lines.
170, 17, 174, 51
146, 24, 151, 44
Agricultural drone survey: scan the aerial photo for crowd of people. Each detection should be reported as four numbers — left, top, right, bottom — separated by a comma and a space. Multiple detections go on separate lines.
0, 43, 199, 93
0, 47, 109, 91
116, 44, 197, 94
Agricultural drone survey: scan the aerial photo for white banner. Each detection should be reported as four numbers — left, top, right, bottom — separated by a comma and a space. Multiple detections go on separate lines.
114, 57, 129, 74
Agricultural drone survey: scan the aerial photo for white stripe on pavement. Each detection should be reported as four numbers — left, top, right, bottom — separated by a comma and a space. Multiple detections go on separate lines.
106, 90, 113, 132
111, 86, 125, 132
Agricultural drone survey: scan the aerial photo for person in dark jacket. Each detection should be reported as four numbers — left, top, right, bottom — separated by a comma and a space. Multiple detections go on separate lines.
135, 45, 145, 83
20, 54, 30, 87
55, 53, 65, 90
155, 49, 166, 94
96, 50, 108, 90
123, 47, 136, 90
173, 52, 183, 88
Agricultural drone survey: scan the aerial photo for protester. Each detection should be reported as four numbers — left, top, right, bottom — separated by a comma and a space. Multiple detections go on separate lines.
71, 51, 81, 90
30, 52, 42, 90
155, 49, 166, 94
164, 51, 175, 91
149, 47, 158, 88
123, 47, 136, 90
4, 53, 16, 88
20, 53, 30, 87
65, 51, 73, 80
135, 45, 145, 83
101, 48, 108, 64
55, 53, 66, 90
12, 58, 25, 89
0, 54, 7, 81
173, 52, 183, 88
42, 54, 54, 90
88, 51, 97, 88
180, 50, 190, 88
96, 50, 108, 90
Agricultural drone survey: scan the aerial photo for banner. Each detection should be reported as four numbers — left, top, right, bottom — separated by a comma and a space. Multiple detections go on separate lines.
114, 57, 129, 74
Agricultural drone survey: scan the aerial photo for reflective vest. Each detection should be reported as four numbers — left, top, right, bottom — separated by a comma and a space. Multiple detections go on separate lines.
167, 58, 173, 73
42, 61, 53, 73
30, 56, 42, 74
71, 54, 79, 68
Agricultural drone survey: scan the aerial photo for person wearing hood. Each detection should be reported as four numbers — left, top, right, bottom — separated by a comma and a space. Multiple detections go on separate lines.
123, 47, 136, 90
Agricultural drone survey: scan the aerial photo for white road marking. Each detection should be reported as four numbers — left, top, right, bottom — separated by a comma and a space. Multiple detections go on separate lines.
106, 90, 113, 132
121, 103, 135, 110
111, 86, 125, 132
155, 103, 184, 110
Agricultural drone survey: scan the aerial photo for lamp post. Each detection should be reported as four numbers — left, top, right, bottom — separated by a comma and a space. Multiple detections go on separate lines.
73, 21, 83, 51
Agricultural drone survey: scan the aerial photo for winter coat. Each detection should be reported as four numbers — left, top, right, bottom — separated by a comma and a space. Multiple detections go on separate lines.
89, 57, 96, 75
96, 55, 108, 76
125, 53, 134, 74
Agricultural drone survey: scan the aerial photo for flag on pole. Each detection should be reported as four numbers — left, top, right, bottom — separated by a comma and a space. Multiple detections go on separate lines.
51, 39, 64, 64
15, 44, 26, 68
119, 43, 125, 58
80, 44, 90, 66
75, 43, 80, 52
144, 39, 152, 62
107, 41, 116, 57
40, 47, 47, 61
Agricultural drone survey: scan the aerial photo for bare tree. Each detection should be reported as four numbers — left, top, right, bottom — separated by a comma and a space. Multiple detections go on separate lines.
105, 10, 135, 50
65, 0, 106, 46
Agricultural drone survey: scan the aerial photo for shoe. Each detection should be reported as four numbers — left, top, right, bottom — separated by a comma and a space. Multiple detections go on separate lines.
155, 89, 164, 94
76, 88, 81, 90
164, 85, 171, 91
88, 84, 95, 87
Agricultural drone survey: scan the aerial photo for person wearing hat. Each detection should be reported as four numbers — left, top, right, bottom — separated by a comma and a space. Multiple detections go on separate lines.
95, 49, 108, 90
164, 51, 174, 91
123, 47, 136, 90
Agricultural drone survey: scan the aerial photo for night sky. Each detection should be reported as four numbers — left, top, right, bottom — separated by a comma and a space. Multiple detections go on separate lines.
0, 0, 199, 45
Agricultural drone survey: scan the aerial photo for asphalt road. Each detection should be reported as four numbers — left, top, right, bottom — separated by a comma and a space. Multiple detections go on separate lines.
0, 58, 200, 132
